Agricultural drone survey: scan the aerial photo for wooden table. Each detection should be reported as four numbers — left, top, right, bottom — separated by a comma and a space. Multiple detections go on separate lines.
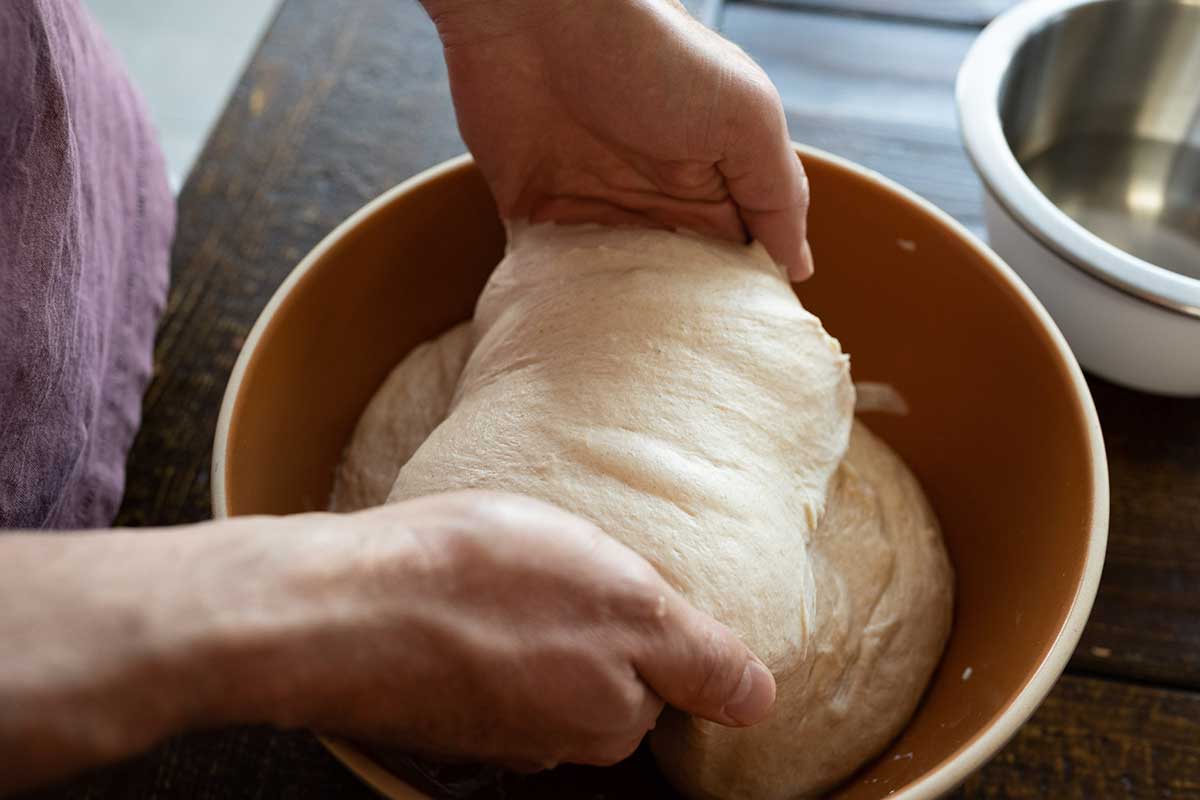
25, 0, 1200, 797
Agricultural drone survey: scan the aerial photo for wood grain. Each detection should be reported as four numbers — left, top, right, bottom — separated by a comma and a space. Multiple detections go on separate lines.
955, 674, 1200, 798
724, 0, 1200, 692
1073, 377, 1200, 690
24, 675, 1198, 799
115, 0, 464, 527
721, 5, 985, 230
366, 675, 1200, 798
722, 5, 976, 131
50, 0, 1195, 796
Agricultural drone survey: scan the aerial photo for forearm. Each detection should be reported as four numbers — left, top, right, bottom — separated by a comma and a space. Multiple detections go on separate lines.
0, 516, 352, 792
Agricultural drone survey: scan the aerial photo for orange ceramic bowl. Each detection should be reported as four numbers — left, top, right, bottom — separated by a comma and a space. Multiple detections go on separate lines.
213, 146, 1108, 799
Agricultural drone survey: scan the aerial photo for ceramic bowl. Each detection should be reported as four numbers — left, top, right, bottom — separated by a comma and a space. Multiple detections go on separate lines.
213, 146, 1108, 799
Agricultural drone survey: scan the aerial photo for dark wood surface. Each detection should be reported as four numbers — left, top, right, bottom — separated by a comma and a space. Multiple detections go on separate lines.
26, 0, 1199, 797
1073, 378, 1200, 690
24, 673, 1200, 799
724, 0, 1200, 694
953, 675, 1200, 799
722, 5, 985, 233
115, 0, 466, 529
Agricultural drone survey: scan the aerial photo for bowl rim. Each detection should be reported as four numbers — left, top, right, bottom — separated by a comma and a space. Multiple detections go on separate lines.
211, 153, 478, 522
956, 0, 1200, 319
211, 145, 1109, 800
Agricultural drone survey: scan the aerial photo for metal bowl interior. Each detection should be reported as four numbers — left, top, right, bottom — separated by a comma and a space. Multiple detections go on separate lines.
999, 0, 1200, 281
957, 0, 1200, 317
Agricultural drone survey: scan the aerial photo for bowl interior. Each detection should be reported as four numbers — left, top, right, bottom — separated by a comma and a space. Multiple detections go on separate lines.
220, 152, 1101, 798
998, 0, 1200, 280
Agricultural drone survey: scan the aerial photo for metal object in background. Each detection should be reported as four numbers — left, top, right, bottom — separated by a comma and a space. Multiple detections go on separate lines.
958, 0, 1200, 395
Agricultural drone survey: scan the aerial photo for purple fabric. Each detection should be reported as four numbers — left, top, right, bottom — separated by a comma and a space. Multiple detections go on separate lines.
0, 0, 173, 529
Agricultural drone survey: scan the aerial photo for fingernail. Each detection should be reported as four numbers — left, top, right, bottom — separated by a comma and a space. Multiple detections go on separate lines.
722, 660, 776, 726
791, 239, 815, 281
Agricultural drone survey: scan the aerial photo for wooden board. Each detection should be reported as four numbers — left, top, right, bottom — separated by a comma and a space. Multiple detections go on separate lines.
722, 5, 976, 131
723, 0, 1200, 693
31, 0, 1187, 796
23, 674, 1198, 799
955, 674, 1200, 798
1072, 377, 1200, 690
720, 5, 985, 230
115, 0, 465, 528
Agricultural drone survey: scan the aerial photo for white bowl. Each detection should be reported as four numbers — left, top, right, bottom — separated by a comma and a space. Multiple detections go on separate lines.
957, 0, 1200, 396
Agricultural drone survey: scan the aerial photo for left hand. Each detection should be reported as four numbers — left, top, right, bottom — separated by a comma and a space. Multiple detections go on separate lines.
422, 0, 813, 280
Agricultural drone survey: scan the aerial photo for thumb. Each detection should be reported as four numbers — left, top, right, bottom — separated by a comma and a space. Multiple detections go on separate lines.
633, 590, 776, 727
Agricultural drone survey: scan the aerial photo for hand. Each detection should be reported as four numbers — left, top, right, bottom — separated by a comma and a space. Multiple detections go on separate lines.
422, 0, 813, 280
0, 493, 773, 791
258, 491, 776, 769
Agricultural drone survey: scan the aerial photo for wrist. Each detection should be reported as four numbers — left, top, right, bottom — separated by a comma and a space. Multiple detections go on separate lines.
152, 515, 344, 731
185, 511, 431, 734
55, 517, 334, 736
0, 526, 269, 785
120, 518, 297, 733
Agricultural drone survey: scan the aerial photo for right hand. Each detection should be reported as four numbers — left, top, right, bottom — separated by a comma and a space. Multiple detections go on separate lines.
254, 491, 776, 769
421, 0, 813, 279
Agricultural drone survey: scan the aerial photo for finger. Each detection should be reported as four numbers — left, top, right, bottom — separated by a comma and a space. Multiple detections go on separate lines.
632, 590, 776, 727
565, 682, 661, 767
527, 195, 671, 230
717, 83, 812, 280
526, 192, 745, 247
635, 683, 667, 732
799, 238, 815, 278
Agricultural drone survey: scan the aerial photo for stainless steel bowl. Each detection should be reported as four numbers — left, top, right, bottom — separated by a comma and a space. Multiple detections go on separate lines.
958, 0, 1200, 395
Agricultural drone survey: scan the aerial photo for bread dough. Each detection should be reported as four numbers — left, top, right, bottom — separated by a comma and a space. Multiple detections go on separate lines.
333, 223, 953, 799
651, 421, 953, 799
332, 322, 473, 513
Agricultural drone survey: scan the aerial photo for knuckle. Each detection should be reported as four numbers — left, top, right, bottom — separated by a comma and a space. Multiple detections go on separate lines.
590, 668, 654, 734
756, 76, 785, 113
735, 61, 783, 113
611, 564, 671, 626
624, 557, 667, 596
454, 489, 534, 523
603, 674, 651, 730
617, 678, 652, 724
565, 674, 653, 766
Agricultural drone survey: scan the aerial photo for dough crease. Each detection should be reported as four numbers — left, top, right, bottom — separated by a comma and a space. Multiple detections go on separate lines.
333, 222, 953, 799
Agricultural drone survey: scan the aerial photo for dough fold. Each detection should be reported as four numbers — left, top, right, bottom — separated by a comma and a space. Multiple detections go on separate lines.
334, 222, 953, 799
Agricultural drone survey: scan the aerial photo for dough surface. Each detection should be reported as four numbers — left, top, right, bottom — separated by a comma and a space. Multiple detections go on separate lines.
334, 223, 953, 799
651, 421, 953, 799
332, 321, 473, 513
